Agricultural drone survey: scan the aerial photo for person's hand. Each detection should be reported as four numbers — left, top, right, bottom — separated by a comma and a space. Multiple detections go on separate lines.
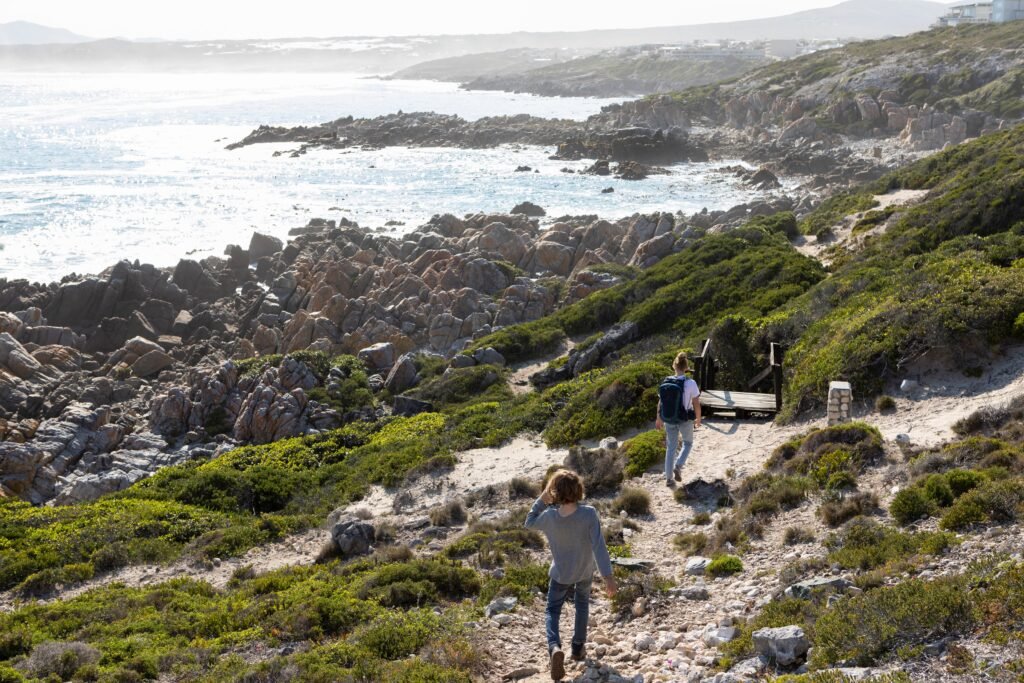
694, 419, 702, 430
655, 417, 664, 431
604, 576, 618, 598
541, 485, 555, 505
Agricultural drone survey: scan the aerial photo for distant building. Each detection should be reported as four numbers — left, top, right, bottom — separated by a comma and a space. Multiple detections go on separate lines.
765, 40, 800, 60
993, 0, 1024, 22
936, 0, 1024, 25
935, 2, 992, 26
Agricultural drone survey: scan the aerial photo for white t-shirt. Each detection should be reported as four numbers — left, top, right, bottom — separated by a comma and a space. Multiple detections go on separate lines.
673, 374, 701, 411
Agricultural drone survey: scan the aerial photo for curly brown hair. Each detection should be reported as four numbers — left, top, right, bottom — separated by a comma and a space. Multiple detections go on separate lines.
548, 469, 585, 504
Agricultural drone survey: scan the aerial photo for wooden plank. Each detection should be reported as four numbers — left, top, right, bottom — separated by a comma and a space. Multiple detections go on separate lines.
747, 365, 773, 388
700, 390, 779, 413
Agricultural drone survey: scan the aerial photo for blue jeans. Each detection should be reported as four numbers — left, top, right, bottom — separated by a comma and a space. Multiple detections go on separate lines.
546, 577, 591, 653
665, 420, 694, 482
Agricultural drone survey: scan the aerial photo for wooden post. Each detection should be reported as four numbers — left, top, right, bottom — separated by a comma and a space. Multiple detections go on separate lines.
771, 343, 784, 412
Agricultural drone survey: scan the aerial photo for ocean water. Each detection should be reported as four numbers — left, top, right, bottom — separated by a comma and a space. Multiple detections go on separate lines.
0, 72, 792, 283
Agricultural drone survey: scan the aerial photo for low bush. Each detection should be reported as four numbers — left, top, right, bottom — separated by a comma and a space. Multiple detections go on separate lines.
429, 501, 467, 527
940, 478, 1024, 529
810, 577, 973, 667
691, 511, 712, 526
889, 487, 932, 526
612, 488, 652, 517
783, 527, 815, 545
706, 555, 743, 577
817, 491, 879, 527
562, 446, 625, 495
20, 641, 101, 680
825, 517, 956, 571
507, 477, 540, 499
622, 430, 664, 478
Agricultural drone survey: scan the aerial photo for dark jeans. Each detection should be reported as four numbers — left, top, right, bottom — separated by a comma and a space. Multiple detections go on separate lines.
545, 577, 591, 654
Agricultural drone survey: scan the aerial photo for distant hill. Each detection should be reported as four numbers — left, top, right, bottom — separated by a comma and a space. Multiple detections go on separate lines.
0, 20, 91, 46
0, 0, 946, 73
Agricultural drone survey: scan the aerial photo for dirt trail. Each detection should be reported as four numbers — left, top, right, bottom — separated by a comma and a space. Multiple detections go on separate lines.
6, 344, 1024, 680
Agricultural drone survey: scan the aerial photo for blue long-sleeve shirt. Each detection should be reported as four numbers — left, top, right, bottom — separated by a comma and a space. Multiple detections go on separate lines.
525, 496, 614, 584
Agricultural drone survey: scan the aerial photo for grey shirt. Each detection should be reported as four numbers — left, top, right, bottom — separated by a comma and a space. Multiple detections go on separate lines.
525, 496, 614, 584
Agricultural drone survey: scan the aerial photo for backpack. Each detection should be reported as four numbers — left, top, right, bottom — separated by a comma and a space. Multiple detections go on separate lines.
658, 376, 696, 423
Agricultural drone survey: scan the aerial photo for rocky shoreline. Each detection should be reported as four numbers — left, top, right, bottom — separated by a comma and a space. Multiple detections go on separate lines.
0, 189, 805, 507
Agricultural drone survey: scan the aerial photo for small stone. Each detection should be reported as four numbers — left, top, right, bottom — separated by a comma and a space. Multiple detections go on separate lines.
752, 625, 810, 665
484, 596, 517, 618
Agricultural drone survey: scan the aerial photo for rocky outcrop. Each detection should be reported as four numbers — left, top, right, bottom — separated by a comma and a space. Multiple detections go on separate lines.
227, 112, 583, 154
555, 127, 707, 165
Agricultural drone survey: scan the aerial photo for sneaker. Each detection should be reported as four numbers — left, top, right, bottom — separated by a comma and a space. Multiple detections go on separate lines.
674, 467, 682, 482
665, 478, 675, 487
550, 647, 566, 680
571, 644, 586, 662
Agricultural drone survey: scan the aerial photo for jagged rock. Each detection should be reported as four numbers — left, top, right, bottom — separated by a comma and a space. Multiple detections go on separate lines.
233, 384, 308, 444
752, 625, 809, 665
484, 596, 517, 618
677, 478, 731, 503
777, 117, 819, 143
784, 576, 853, 600
173, 260, 220, 302
131, 350, 174, 378
703, 625, 739, 647
331, 517, 375, 557
358, 342, 396, 370
472, 347, 506, 367
0, 333, 42, 379
385, 353, 420, 394
248, 232, 283, 261
510, 201, 545, 217
685, 557, 711, 575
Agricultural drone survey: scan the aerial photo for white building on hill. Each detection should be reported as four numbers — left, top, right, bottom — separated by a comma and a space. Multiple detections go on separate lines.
936, 0, 1024, 26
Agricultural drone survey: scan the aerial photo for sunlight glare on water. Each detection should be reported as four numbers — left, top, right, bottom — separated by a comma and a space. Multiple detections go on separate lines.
0, 72, 791, 283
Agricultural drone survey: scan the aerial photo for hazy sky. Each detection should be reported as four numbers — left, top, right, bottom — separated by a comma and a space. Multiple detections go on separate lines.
0, 0, 920, 39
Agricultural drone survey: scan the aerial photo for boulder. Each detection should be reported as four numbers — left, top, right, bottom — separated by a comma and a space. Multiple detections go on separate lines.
752, 625, 810, 665
131, 349, 174, 378
0, 333, 42, 379
472, 347, 506, 367
248, 232, 284, 262
385, 353, 420, 394
510, 201, 545, 217
330, 517, 375, 558
358, 342, 396, 370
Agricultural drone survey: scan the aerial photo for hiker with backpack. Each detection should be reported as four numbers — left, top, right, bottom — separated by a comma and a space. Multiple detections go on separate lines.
656, 352, 702, 486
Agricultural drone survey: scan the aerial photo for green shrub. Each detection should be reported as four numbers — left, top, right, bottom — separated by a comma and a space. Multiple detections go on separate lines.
356, 609, 442, 660
706, 555, 743, 576
612, 487, 651, 516
889, 487, 932, 525
811, 577, 973, 667
946, 468, 985, 496
0, 666, 23, 683
922, 473, 955, 508
939, 478, 1024, 529
826, 517, 955, 570
622, 430, 664, 477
